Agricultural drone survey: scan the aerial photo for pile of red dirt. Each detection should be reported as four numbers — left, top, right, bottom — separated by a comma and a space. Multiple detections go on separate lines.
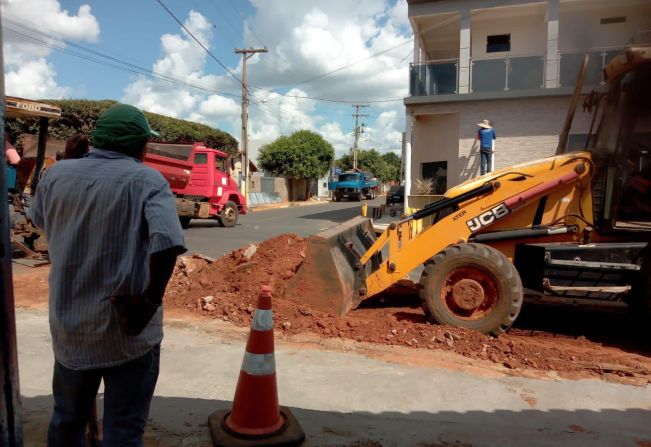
164, 234, 651, 383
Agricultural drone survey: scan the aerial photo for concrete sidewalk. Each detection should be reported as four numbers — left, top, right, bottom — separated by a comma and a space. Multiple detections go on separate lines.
17, 309, 651, 447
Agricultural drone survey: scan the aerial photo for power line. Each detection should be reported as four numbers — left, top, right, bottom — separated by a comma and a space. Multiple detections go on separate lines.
224, 0, 266, 48
156, 0, 242, 84
189, 0, 238, 48
249, 37, 412, 101
3, 24, 242, 100
206, 0, 244, 45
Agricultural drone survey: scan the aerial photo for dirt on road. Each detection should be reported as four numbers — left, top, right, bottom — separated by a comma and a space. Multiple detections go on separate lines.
164, 234, 651, 384
13, 233, 651, 385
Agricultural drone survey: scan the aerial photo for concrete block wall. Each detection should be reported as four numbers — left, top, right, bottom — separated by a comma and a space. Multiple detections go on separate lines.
409, 94, 594, 186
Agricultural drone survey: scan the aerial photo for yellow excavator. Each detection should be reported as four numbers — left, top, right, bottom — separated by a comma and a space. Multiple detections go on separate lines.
287, 46, 651, 335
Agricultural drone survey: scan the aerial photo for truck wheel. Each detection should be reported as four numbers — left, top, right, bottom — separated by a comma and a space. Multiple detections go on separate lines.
419, 243, 523, 336
218, 201, 239, 227
179, 216, 191, 229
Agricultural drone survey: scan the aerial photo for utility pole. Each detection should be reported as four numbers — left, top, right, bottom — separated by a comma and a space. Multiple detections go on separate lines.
235, 47, 267, 201
352, 104, 369, 171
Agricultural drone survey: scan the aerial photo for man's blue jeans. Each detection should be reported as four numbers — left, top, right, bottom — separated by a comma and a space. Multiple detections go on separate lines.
480, 149, 492, 175
47, 344, 160, 447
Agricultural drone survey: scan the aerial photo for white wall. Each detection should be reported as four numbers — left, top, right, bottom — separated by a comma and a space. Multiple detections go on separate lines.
559, 3, 651, 51
411, 113, 460, 189
471, 12, 547, 58
408, 94, 594, 186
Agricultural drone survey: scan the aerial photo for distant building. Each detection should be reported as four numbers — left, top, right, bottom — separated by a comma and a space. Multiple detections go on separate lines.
405, 0, 651, 191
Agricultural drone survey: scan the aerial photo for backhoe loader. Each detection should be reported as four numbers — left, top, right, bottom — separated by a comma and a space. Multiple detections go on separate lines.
286, 46, 651, 335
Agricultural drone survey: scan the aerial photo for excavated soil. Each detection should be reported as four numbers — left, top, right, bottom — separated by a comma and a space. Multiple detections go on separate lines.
165, 234, 651, 384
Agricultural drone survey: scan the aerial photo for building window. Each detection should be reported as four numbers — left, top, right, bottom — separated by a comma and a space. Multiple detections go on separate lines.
422, 161, 448, 194
600, 17, 626, 25
486, 34, 511, 53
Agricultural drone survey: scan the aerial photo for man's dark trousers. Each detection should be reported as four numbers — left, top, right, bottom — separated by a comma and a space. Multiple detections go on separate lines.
47, 344, 160, 447
480, 149, 492, 175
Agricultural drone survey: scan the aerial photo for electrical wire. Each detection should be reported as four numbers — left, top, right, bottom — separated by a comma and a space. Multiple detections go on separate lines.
4, 25, 242, 99
188, 0, 238, 48
224, 0, 266, 48
156, 0, 242, 84
206, 0, 243, 46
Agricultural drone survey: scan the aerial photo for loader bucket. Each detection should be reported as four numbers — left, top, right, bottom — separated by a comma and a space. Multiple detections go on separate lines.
286, 216, 381, 316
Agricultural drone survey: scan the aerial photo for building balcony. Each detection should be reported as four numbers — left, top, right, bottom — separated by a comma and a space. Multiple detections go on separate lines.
409, 46, 627, 98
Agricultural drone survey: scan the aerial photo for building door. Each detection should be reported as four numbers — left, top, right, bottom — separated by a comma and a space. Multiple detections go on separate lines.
422, 161, 448, 194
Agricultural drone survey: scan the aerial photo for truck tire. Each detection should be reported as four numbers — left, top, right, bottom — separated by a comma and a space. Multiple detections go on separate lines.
419, 243, 523, 336
217, 201, 239, 227
179, 216, 191, 229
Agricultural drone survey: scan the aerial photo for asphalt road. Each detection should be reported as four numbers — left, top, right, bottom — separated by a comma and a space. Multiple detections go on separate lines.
183, 198, 385, 258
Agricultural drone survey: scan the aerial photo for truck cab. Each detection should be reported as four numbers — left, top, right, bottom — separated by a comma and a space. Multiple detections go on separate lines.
332, 171, 379, 202
145, 142, 247, 228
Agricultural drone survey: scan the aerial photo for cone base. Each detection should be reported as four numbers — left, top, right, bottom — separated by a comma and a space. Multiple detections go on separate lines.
208, 406, 305, 447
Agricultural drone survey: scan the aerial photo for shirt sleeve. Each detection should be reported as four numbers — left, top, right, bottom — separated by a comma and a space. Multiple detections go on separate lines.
492, 129, 496, 140
30, 174, 46, 229
144, 179, 187, 255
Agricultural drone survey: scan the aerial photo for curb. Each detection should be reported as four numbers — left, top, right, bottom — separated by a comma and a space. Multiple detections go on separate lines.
251, 200, 332, 212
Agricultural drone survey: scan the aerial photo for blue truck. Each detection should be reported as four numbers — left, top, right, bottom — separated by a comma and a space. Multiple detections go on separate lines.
329, 171, 380, 202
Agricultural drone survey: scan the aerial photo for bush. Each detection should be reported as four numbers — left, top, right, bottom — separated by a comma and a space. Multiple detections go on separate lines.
5, 99, 238, 154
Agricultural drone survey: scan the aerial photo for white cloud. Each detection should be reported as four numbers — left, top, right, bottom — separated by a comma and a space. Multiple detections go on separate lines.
1, 0, 100, 98
123, 2, 410, 161
123, 10, 243, 137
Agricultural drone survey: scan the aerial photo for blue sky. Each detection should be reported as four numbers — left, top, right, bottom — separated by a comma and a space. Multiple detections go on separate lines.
2, 0, 411, 159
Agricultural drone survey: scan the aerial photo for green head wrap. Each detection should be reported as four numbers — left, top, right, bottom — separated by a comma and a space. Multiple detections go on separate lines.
91, 104, 160, 154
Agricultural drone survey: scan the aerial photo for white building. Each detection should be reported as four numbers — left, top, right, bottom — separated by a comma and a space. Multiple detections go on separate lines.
405, 0, 651, 193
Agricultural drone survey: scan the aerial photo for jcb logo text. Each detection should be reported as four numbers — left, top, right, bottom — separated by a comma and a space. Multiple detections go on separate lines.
466, 203, 510, 232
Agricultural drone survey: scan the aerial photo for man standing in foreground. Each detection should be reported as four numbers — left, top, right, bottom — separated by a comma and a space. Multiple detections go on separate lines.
31, 104, 186, 446
476, 119, 496, 175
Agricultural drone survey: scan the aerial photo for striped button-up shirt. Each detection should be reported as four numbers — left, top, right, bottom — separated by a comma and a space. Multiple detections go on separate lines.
31, 148, 186, 370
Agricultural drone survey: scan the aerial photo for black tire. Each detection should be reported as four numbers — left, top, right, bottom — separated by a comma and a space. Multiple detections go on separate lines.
419, 243, 523, 336
218, 201, 239, 227
334, 194, 340, 202
179, 216, 191, 229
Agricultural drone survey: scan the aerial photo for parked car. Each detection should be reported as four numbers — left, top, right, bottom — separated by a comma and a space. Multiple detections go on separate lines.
386, 185, 404, 205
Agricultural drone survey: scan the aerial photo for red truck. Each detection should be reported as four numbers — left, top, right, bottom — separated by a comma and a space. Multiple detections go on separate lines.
144, 142, 247, 228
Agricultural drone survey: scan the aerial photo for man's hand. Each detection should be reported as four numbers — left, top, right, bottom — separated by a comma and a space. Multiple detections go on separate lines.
110, 294, 160, 336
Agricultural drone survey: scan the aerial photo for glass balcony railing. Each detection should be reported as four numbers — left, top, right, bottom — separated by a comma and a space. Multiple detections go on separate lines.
470, 55, 544, 93
407, 46, 627, 98
558, 47, 626, 87
409, 60, 458, 96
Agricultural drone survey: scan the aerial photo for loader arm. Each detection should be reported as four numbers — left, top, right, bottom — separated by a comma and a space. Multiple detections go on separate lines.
286, 152, 592, 316
362, 161, 588, 299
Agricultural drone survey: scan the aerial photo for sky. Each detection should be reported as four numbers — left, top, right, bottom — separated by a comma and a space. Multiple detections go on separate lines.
1, 0, 412, 162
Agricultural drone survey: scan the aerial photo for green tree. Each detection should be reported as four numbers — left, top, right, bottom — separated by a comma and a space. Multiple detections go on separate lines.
5, 99, 238, 154
336, 148, 401, 182
258, 130, 335, 200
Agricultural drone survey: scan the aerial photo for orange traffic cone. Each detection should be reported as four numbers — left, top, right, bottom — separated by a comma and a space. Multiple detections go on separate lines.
208, 284, 305, 446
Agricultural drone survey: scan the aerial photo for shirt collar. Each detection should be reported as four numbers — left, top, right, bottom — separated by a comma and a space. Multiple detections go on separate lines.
87, 148, 142, 163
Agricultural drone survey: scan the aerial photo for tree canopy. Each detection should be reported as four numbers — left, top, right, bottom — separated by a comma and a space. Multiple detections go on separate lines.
337, 148, 401, 182
258, 130, 335, 179
5, 99, 238, 154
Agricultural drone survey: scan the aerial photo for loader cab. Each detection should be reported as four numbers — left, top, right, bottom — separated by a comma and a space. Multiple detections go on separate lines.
588, 53, 651, 233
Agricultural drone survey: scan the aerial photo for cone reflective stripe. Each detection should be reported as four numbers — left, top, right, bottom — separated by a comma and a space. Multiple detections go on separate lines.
241, 353, 275, 376
209, 284, 305, 446
225, 285, 284, 436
